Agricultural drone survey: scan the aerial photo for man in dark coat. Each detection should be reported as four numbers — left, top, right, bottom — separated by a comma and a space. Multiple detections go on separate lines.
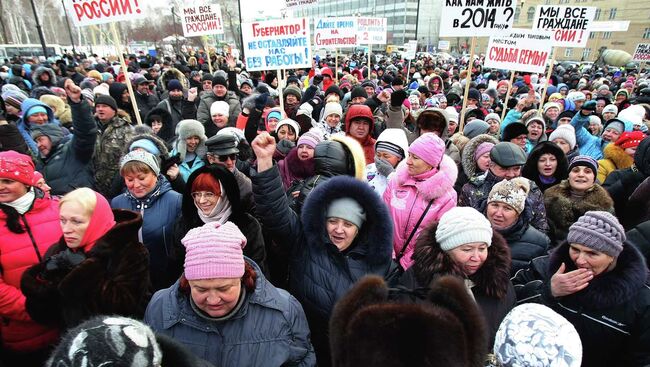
133, 75, 160, 123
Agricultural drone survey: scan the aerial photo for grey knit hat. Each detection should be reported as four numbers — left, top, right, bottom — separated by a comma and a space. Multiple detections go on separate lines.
327, 197, 366, 228
120, 150, 160, 176
567, 211, 626, 258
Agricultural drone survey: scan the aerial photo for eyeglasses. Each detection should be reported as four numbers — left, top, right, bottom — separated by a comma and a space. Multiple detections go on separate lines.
191, 191, 219, 200
218, 154, 237, 162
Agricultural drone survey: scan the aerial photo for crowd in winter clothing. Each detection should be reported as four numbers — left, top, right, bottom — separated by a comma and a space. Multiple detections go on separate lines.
1, 48, 650, 367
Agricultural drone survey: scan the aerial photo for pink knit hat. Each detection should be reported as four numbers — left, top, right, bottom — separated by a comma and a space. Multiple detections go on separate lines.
0, 151, 36, 186
408, 132, 446, 168
474, 142, 495, 161
182, 222, 247, 280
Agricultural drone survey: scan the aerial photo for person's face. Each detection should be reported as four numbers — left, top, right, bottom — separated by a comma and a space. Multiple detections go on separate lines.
326, 217, 359, 251
192, 190, 220, 215
95, 104, 116, 122
211, 114, 228, 128
568, 165, 595, 192
124, 170, 158, 199
569, 243, 613, 276
490, 163, 521, 180
545, 107, 559, 121
28, 112, 49, 125
169, 89, 183, 99
186, 136, 200, 153
267, 117, 279, 131
487, 119, 500, 134
6, 105, 19, 116
588, 122, 600, 134
207, 153, 237, 172
487, 201, 519, 230
121, 90, 129, 103
326, 114, 340, 128
375, 151, 401, 168
285, 95, 298, 106
498, 84, 508, 95
602, 112, 616, 122
351, 96, 367, 104
240, 84, 252, 95
364, 86, 375, 97
297, 144, 314, 161
149, 69, 159, 78
557, 116, 571, 125
35, 178, 51, 196
482, 98, 491, 108
537, 153, 558, 177
277, 125, 296, 142
270, 78, 278, 88
213, 84, 227, 97
202, 80, 212, 91
59, 201, 91, 249
151, 120, 163, 134
574, 100, 584, 110
601, 127, 621, 143
448, 121, 458, 135
349, 119, 370, 139
596, 100, 606, 114
510, 134, 527, 150
432, 80, 439, 89
40, 72, 50, 81
527, 121, 543, 140
439, 100, 447, 109
624, 146, 637, 157
406, 152, 433, 176
0, 178, 29, 203
35, 136, 53, 156
560, 88, 567, 97
136, 83, 148, 94
189, 278, 241, 317
616, 94, 626, 103
552, 138, 571, 154
477, 152, 491, 172
446, 242, 488, 276
192, 74, 201, 82
467, 98, 478, 107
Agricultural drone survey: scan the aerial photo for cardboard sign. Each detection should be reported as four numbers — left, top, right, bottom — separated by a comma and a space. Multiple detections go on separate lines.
438, 0, 516, 37
357, 17, 387, 45
285, 0, 318, 8
404, 40, 418, 59
533, 5, 596, 48
314, 17, 358, 48
438, 40, 451, 51
484, 29, 553, 73
181, 4, 224, 37
632, 43, 650, 62
65, 0, 145, 26
242, 18, 312, 71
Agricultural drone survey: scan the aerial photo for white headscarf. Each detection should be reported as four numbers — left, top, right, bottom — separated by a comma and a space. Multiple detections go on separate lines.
196, 181, 232, 225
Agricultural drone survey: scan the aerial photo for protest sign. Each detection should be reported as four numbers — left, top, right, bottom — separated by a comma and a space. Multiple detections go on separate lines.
357, 17, 387, 45
181, 3, 224, 37
533, 5, 596, 48
314, 17, 358, 48
484, 29, 553, 73
241, 18, 312, 71
438, 0, 516, 37
632, 43, 650, 62
404, 40, 418, 59
65, 0, 145, 26
438, 40, 450, 51
285, 0, 318, 8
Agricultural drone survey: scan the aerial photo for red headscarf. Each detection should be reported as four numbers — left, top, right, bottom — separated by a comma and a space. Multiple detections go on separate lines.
78, 192, 116, 252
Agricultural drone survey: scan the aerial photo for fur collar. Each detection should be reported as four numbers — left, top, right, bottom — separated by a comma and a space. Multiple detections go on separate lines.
544, 181, 614, 223
395, 154, 458, 201
461, 134, 498, 178
301, 175, 393, 266
411, 222, 512, 299
602, 143, 634, 170
548, 242, 649, 308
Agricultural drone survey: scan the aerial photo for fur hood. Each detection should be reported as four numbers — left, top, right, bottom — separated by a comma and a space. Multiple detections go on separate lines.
330, 275, 487, 367
32, 67, 57, 87
301, 175, 393, 267
411, 222, 512, 299
602, 142, 634, 170
157, 68, 189, 92
548, 242, 649, 309
544, 180, 614, 227
427, 74, 445, 93
329, 134, 367, 180
395, 154, 458, 201
462, 134, 498, 178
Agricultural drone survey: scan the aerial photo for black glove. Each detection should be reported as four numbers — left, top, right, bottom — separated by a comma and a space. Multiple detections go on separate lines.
255, 92, 270, 111
581, 100, 596, 116
161, 153, 181, 175
312, 74, 324, 86
375, 158, 395, 177
45, 249, 87, 273
256, 85, 270, 94
391, 90, 408, 107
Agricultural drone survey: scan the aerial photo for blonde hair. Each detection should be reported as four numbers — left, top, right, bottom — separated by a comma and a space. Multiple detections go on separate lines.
59, 187, 97, 217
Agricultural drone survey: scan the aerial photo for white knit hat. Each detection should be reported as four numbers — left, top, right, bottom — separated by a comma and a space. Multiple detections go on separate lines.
210, 101, 230, 117
549, 124, 577, 150
435, 207, 493, 251
275, 118, 301, 136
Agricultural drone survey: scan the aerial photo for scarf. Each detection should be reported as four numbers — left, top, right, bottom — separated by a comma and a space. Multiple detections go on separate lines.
4, 188, 36, 215
197, 182, 232, 225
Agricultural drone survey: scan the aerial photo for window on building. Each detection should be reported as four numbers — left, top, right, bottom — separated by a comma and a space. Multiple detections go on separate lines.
582, 48, 591, 59
514, 7, 521, 21
565, 48, 573, 58
527, 7, 535, 21
609, 8, 617, 19
603, 31, 612, 39
589, 32, 596, 39
644, 28, 650, 39
594, 9, 601, 20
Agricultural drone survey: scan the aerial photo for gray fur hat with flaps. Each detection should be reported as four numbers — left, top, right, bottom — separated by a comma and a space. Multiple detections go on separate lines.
329, 275, 487, 367
174, 119, 207, 161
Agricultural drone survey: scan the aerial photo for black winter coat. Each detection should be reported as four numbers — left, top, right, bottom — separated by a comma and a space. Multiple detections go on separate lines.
20, 210, 151, 329
134, 91, 160, 123
495, 208, 550, 275
34, 100, 97, 196
513, 242, 650, 367
627, 220, 650, 270
398, 222, 516, 348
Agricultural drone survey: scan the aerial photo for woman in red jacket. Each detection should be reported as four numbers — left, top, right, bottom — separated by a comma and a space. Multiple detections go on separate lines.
0, 151, 61, 366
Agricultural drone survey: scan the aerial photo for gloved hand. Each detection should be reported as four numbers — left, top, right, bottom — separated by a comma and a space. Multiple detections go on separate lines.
375, 158, 395, 177
581, 100, 596, 115
255, 92, 270, 111
256, 85, 270, 94
313, 74, 324, 86
45, 249, 87, 272
390, 90, 408, 107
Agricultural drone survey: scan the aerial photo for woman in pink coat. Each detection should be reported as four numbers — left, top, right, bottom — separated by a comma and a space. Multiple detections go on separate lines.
383, 133, 458, 270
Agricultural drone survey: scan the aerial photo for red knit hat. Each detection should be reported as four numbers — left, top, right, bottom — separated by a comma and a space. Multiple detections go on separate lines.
615, 131, 646, 149
0, 151, 35, 186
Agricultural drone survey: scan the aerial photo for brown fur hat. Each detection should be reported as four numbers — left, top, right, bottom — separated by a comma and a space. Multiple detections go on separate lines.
329, 275, 487, 367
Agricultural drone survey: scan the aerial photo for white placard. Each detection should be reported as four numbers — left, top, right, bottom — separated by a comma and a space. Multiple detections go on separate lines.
632, 43, 650, 62
314, 17, 359, 48
285, 0, 318, 9
438, 0, 516, 37
357, 17, 387, 45
533, 5, 596, 48
65, 0, 145, 26
181, 3, 224, 37
242, 18, 312, 71
404, 40, 418, 59
438, 40, 451, 51
484, 28, 554, 73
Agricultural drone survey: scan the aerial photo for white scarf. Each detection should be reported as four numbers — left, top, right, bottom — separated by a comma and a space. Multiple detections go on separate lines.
4, 188, 36, 215
197, 182, 232, 224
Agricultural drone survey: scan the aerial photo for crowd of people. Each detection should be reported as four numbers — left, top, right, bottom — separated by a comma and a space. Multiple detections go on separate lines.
0, 47, 649, 367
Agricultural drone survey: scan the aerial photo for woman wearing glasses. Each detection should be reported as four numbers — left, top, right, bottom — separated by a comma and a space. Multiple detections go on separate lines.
170, 164, 267, 280
111, 150, 182, 291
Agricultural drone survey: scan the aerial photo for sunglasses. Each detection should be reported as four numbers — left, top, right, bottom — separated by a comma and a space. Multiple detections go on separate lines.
217, 153, 237, 162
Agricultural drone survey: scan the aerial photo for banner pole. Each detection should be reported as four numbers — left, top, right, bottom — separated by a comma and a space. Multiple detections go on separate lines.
459, 36, 476, 133
335, 48, 339, 83
110, 22, 142, 125
204, 40, 213, 74
277, 68, 284, 114
501, 71, 516, 121
368, 45, 371, 74
539, 47, 557, 113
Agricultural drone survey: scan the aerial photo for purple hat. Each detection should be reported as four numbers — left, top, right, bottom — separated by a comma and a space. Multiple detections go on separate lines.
474, 142, 495, 161
408, 132, 446, 169
182, 222, 247, 280
567, 211, 625, 258
297, 129, 323, 149
568, 155, 598, 181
